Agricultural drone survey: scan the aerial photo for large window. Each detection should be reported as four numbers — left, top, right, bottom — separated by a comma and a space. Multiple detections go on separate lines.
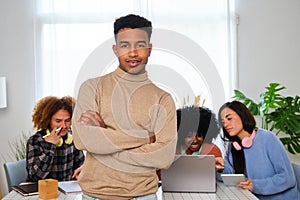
34, 0, 236, 110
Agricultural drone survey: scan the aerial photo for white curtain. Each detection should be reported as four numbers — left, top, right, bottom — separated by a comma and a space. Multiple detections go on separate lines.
34, 0, 236, 110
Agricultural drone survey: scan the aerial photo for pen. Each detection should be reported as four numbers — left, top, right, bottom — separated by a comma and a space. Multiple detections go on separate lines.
19, 182, 35, 185
43, 127, 62, 138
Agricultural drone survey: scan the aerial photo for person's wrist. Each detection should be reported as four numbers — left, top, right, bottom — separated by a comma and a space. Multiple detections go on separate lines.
148, 132, 156, 143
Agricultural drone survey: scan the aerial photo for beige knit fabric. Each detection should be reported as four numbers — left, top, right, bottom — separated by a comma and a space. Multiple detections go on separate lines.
72, 67, 177, 199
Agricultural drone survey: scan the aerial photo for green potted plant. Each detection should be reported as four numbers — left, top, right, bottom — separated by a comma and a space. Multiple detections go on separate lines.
233, 82, 300, 154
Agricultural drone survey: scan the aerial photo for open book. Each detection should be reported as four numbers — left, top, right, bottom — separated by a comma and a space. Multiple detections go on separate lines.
58, 180, 82, 194
12, 182, 38, 196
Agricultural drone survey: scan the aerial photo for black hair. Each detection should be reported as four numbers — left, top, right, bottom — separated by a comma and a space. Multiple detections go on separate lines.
113, 14, 152, 41
218, 100, 256, 174
176, 106, 220, 149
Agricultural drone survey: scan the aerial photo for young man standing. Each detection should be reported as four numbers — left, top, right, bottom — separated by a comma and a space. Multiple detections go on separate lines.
72, 14, 177, 199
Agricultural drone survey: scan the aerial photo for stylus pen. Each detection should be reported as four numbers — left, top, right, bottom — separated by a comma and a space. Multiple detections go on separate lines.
42, 127, 62, 138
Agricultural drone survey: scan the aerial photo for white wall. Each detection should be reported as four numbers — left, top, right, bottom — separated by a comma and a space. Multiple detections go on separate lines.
235, 0, 300, 164
235, 0, 300, 98
0, 0, 299, 196
0, 0, 35, 195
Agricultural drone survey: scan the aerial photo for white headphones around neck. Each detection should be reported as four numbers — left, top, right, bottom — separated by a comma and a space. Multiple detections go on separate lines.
232, 130, 256, 151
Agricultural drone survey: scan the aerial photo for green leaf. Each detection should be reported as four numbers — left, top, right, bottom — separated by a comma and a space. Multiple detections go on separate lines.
287, 143, 296, 154
233, 90, 259, 116
293, 142, 300, 153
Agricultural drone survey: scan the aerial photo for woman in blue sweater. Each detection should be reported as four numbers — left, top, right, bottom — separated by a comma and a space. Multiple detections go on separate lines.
215, 101, 299, 200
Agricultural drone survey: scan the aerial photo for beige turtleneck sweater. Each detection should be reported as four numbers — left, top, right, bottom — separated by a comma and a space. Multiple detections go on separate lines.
72, 67, 177, 199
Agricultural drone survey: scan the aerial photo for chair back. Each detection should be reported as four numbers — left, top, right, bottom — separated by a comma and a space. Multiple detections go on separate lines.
292, 162, 300, 191
3, 159, 27, 191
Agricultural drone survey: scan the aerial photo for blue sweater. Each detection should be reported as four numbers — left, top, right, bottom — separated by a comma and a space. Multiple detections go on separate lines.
218, 128, 300, 200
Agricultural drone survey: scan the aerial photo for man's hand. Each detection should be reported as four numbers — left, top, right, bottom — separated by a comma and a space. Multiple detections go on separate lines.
79, 110, 106, 128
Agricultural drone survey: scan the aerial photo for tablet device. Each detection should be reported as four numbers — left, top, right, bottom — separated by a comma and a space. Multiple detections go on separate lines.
12, 182, 38, 196
221, 174, 245, 186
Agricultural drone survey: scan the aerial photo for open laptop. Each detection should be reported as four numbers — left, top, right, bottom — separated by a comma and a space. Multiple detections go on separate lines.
161, 155, 216, 193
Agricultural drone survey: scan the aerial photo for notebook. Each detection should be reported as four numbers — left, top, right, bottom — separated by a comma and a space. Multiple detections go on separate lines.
58, 180, 82, 194
161, 155, 216, 193
11, 182, 38, 196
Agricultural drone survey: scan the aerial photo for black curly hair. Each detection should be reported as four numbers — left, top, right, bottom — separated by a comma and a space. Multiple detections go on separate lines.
176, 106, 220, 148
113, 14, 152, 41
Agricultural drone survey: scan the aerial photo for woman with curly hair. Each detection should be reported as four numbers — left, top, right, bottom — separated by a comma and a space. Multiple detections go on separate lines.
157, 106, 222, 180
176, 105, 222, 157
26, 96, 85, 182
